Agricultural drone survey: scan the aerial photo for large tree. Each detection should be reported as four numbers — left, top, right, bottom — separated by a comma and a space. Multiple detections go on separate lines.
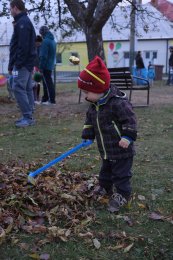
0, 1, 164, 63
0, 0, 123, 61
63, 0, 120, 61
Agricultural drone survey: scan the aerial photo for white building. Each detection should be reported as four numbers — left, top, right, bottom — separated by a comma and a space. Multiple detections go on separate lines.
0, 3, 173, 74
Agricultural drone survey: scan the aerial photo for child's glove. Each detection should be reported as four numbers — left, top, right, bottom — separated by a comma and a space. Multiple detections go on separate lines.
119, 137, 132, 149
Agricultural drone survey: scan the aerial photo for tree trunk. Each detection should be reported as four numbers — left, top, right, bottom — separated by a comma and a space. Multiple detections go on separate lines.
63, 0, 120, 63
85, 28, 105, 62
129, 0, 137, 73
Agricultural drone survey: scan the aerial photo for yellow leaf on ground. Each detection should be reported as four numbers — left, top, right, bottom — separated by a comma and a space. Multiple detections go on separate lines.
137, 202, 146, 209
28, 253, 40, 259
124, 243, 134, 253
108, 244, 125, 251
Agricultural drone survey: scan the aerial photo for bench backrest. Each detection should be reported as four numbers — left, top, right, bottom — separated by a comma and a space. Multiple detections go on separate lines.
108, 67, 133, 89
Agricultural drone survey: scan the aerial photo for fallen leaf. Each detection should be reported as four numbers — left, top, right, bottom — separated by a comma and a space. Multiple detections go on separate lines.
138, 195, 146, 201
108, 244, 124, 251
137, 203, 147, 209
93, 238, 101, 249
78, 232, 94, 238
48, 226, 71, 241
0, 227, 6, 245
40, 253, 50, 260
98, 197, 109, 204
60, 193, 76, 201
163, 215, 173, 224
18, 243, 29, 250
28, 253, 40, 259
123, 216, 133, 227
149, 211, 164, 221
124, 243, 134, 253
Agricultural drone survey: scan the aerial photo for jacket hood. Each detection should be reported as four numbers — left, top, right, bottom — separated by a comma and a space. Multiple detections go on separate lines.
44, 31, 54, 40
99, 85, 126, 105
110, 85, 126, 99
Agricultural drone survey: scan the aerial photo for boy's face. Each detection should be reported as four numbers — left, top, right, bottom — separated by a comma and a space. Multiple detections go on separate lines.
10, 5, 19, 17
35, 41, 42, 47
82, 91, 103, 102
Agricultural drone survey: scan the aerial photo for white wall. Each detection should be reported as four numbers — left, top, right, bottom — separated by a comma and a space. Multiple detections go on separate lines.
106, 39, 168, 73
137, 40, 168, 72
0, 46, 9, 74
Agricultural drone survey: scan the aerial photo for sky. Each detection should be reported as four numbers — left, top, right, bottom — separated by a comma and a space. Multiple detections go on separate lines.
143, 0, 173, 2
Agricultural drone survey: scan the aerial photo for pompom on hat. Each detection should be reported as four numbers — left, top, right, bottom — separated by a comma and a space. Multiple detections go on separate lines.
33, 72, 42, 82
78, 56, 110, 94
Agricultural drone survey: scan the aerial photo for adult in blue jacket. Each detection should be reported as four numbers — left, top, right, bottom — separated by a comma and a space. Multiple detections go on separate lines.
8, 0, 36, 127
39, 26, 56, 105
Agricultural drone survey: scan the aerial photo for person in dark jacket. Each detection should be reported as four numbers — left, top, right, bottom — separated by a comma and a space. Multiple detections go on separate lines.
8, 0, 36, 127
135, 51, 145, 77
39, 26, 56, 105
166, 46, 173, 85
135, 51, 145, 69
78, 56, 137, 213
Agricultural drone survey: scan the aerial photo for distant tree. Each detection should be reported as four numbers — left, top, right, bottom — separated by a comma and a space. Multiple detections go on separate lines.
0, 0, 167, 63
0, 0, 124, 61
63, 0, 121, 61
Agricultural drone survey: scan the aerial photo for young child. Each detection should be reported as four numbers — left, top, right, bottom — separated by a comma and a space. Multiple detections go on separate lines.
32, 68, 41, 104
33, 35, 43, 104
78, 56, 137, 213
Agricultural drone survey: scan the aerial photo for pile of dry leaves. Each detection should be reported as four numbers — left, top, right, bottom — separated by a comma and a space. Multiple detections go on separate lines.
0, 161, 100, 245
1, 161, 172, 258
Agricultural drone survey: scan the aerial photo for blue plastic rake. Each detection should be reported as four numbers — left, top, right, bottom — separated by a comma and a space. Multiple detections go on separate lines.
28, 140, 93, 184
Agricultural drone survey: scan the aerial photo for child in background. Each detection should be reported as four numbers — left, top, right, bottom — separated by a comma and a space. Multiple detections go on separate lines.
32, 68, 41, 104
33, 35, 43, 104
78, 56, 137, 213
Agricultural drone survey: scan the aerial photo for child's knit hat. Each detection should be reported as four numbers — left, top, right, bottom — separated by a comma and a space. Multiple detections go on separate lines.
78, 56, 110, 93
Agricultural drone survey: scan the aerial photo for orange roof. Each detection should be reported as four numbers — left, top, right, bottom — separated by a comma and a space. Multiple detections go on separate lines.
151, 0, 173, 21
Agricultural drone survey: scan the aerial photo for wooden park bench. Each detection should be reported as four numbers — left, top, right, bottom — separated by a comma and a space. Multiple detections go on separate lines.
108, 67, 150, 107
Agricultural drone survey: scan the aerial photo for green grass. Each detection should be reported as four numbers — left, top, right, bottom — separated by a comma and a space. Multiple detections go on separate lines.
0, 83, 173, 259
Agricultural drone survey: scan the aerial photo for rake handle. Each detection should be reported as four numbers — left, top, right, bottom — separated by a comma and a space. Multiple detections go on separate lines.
28, 140, 93, 179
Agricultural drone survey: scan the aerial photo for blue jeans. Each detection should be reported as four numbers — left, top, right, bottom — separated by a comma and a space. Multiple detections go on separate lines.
167, 66, 173, 85
12, 67, 34, 119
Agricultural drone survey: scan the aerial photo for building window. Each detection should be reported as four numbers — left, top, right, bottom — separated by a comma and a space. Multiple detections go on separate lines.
56, 53, 62, 64
145, 51, 157, 60
152, 51, 157, 59
145, 52, 150, 59
124, 52, 129, 59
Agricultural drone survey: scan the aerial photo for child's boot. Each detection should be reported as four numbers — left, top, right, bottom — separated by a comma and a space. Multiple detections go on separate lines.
108, 193, 128, 213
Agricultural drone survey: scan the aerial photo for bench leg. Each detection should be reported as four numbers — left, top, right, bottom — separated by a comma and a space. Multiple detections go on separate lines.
147, 88, 150, 105
129, 89, 132, 102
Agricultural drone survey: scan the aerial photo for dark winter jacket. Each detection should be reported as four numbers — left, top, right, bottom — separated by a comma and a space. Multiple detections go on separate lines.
8, 12, 36, 72
82, 86, 137, 160
169, 52, 173, 67
135, 54, 145, 69
39, 32, 56, 71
